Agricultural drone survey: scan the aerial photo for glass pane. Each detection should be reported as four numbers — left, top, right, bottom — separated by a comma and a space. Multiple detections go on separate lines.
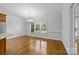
41, 23, 47, 33
35, 23, 40, 32
31, 22, 34, 33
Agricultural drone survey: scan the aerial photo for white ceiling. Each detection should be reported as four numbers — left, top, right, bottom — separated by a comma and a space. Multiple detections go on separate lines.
0, 3, 63, 18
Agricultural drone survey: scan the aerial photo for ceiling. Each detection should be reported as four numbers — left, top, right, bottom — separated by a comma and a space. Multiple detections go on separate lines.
0, 3, 63, 18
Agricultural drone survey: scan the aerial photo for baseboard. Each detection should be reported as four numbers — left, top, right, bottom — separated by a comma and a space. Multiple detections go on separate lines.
26, 34, 62, 41
6, 34, 26, 39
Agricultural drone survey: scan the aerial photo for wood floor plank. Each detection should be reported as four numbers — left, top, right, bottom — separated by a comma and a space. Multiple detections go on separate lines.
6, 35, 68, 55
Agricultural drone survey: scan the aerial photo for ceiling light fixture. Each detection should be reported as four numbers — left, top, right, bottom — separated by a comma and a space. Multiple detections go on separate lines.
26, 18, 33, 23
26, 11, 34, 23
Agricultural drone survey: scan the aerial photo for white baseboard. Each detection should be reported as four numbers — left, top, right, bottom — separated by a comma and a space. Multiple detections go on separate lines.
6, 33, 26, 39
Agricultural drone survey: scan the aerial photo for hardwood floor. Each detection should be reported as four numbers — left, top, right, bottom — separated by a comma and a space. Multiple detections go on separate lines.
76, 39, 79, 55
6, 35, 68, 55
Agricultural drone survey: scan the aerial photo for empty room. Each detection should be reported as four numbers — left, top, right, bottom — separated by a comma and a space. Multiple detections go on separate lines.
0, 3, 79, 55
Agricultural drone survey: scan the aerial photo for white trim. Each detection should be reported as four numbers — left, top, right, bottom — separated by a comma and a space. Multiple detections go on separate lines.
73, 3, 79, 55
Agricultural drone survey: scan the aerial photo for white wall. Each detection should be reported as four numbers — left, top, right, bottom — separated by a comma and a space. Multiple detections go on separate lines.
26, 11, 62, 40
6, 14, 26, 39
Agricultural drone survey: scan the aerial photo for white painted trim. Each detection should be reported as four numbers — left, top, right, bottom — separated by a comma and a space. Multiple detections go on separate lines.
72, 3, 79, 55
62, 3, 78, 55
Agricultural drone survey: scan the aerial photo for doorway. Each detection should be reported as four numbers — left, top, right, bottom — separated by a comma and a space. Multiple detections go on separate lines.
74, 4, 79, 55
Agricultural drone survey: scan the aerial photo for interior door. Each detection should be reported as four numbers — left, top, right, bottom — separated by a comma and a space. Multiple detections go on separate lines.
74, 4, 79, 55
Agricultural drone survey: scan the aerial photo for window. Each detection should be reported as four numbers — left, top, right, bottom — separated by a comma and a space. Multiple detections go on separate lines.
31, 22, 34, 33
35, 22, 40, 32
31, 22, 47, 33
41, 23, 47, 33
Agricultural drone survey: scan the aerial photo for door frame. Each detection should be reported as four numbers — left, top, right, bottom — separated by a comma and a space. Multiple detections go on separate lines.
70, 3, 78, 54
